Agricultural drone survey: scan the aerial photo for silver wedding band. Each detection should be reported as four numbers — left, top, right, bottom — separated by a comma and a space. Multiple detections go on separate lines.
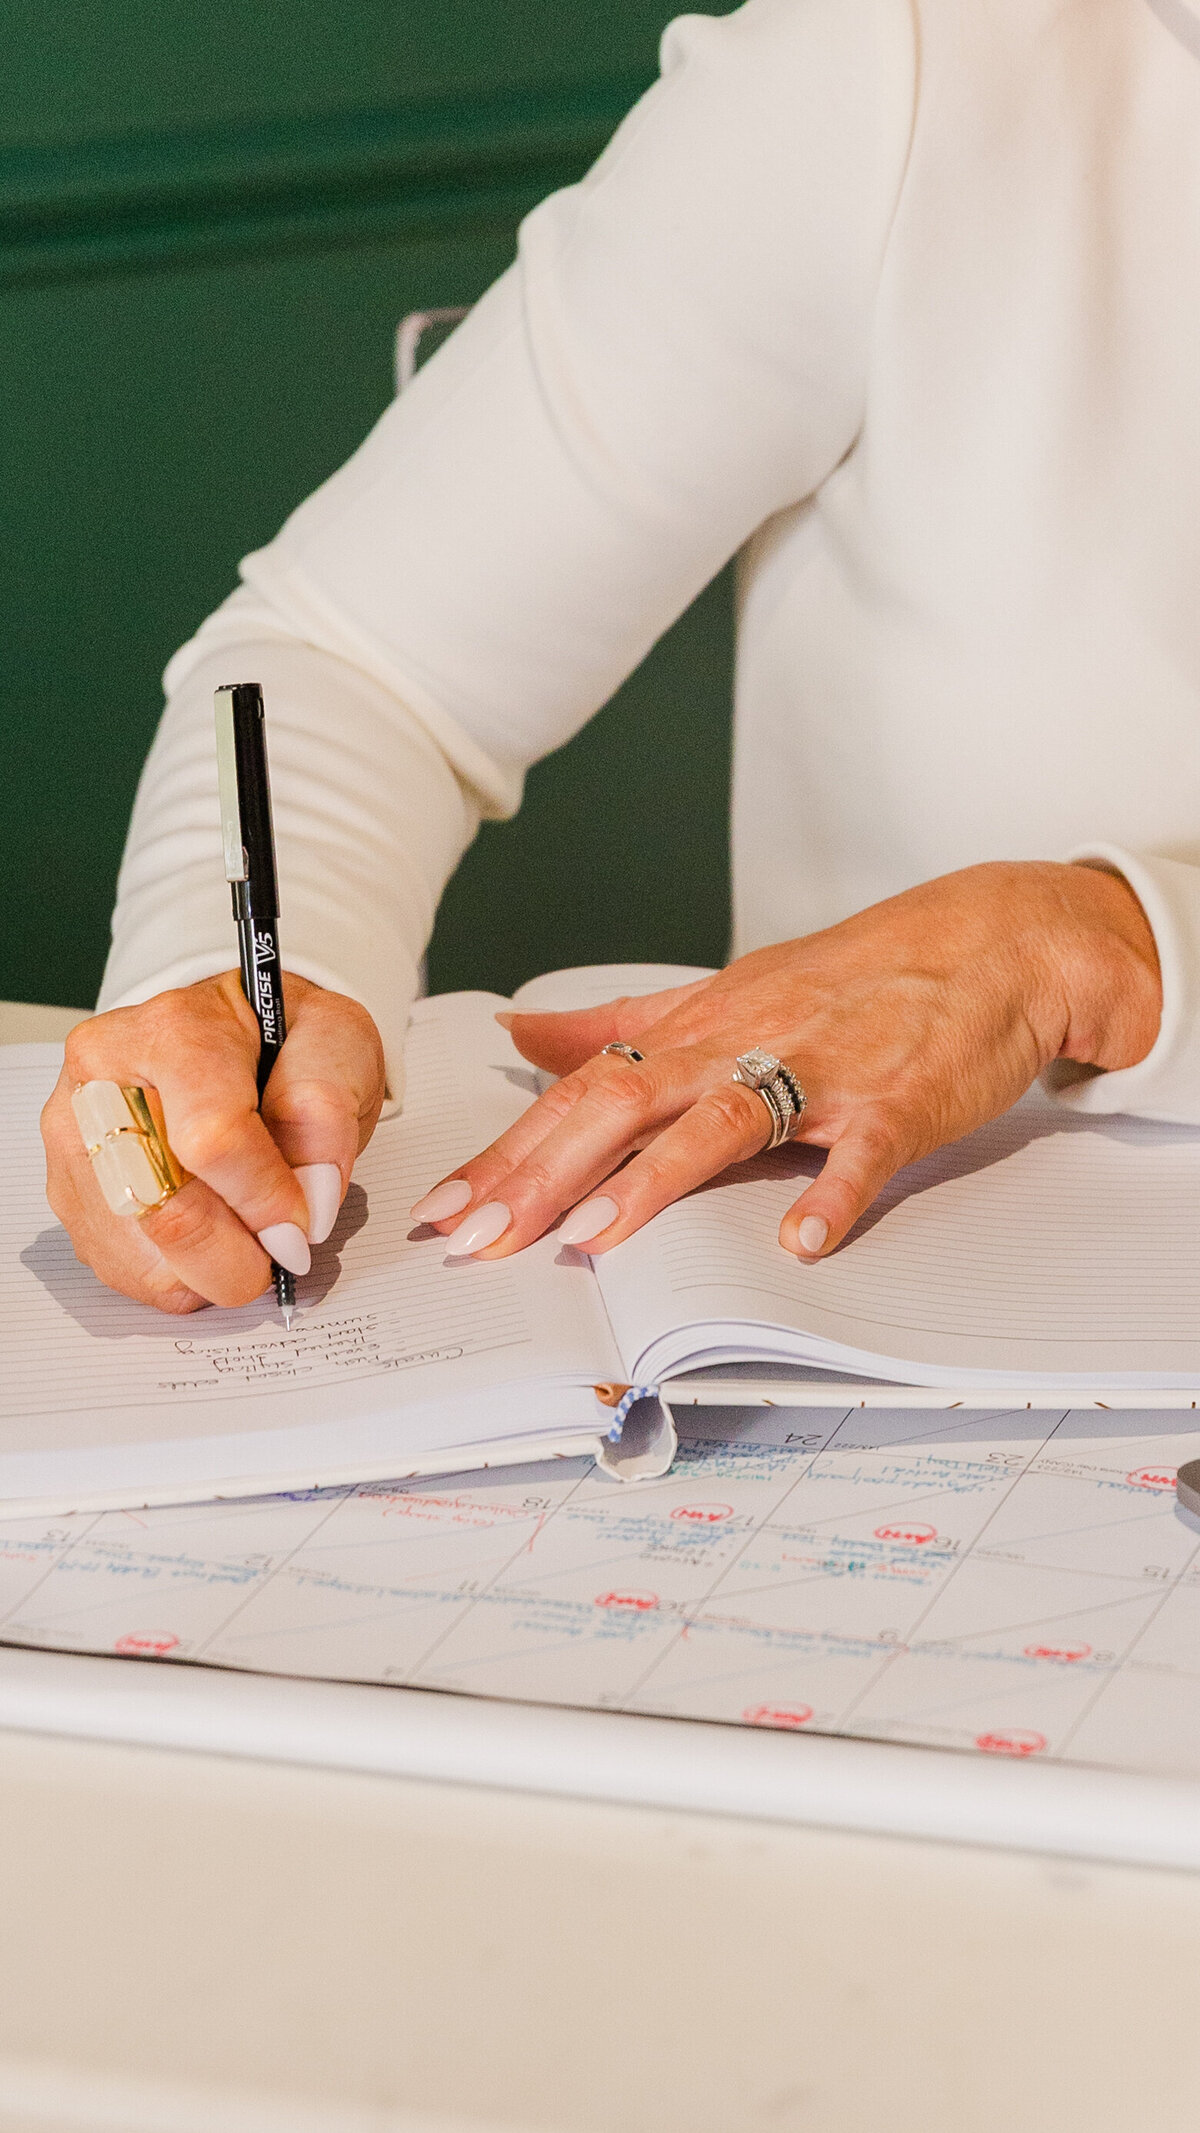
732, 1049, 807, 1152
601, 1041, 645, 1063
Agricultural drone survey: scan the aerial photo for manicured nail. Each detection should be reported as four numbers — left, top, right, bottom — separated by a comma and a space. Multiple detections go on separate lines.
257, 1222, 311, 1276
294, 1163, 342, 1244
411, 1178, 473, 1222
558, 1195, 620, 1247
798, 1215, 829, 1257
446, 1202, 512, 1255
495, 1012, 515, 1029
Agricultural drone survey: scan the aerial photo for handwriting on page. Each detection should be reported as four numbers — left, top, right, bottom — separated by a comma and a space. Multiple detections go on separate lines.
155, 1314, 466, 1392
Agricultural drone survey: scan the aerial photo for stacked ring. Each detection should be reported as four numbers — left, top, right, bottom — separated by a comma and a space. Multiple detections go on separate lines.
71, 1081, 187, 1218
601, 1041, 646, 1063
732, 1049, 807, 1152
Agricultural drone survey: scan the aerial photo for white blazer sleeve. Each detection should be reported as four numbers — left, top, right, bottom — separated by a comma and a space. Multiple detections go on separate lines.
98, 588, 479, 1101
99, 0, 918, 1096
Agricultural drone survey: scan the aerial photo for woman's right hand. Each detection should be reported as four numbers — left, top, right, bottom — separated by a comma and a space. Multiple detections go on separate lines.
41, 972, 386, 1314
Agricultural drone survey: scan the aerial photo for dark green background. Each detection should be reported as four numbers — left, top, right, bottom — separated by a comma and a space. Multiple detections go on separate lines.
1, 1, 735, 1010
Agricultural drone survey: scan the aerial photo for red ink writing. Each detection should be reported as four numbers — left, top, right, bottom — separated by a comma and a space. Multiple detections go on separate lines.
975, 1729, 1046, 1757
743, 1703, 814, 1729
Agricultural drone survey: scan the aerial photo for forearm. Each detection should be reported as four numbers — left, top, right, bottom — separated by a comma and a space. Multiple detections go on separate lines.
99, 610, 481, 1104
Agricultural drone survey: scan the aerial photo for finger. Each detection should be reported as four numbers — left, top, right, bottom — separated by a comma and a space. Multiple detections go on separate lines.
412, 991, 714, 1228
63, 983, 311, 1283
138, 1177, 275, 1306
42, 1074, 242, 1314
260, 987, 385, 1243
778, 1112, 909, 1259
410, 1057, 632, 1230
498, 978, 712, 1076
428, 1045, 729, 1255
552, 1079, 776, 1252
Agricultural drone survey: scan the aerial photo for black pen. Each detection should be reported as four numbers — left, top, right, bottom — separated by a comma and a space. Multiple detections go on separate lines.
215, 682, 296, 1329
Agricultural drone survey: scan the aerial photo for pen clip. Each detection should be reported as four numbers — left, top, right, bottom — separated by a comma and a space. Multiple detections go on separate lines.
214, 687, 248, 883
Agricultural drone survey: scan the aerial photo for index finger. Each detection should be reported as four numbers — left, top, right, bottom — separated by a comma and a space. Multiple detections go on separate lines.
499, 977, 711, 1077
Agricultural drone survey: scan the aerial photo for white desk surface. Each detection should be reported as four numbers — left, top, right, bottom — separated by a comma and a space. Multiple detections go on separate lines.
3, 1004, 1196, 2133
0, 1717, 1195, 2133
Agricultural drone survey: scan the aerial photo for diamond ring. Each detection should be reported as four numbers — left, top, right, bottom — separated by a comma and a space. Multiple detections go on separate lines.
732, 1050, 807, 1151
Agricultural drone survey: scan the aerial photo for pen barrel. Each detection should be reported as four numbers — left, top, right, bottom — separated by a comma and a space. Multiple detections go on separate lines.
233, 885, 287, 1100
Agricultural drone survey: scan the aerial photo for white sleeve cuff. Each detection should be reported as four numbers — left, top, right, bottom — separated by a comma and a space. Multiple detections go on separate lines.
1044, 844, 1200, 1124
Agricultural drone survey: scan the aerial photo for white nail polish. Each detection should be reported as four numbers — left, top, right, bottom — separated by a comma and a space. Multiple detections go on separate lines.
257, 1222, 312, 1276
798, 1215, 829, 1257
558, 1195, 620, 1247
446, 1202, 512, 1255
411, 1178, 473, 1222
294, 1163, 342, 1244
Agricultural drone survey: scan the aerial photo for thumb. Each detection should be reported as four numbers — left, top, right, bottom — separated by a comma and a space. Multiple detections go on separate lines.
260, 985, 386, 1239
498, 979, 711, 1076
778, 1112, 908, 1260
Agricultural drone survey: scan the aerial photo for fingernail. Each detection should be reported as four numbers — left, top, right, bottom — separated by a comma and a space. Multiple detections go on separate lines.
446, 1202, 512, 1255
294, 1163, 342, 1244
558, 1195, 620, 1247
410, 1179, 473, 1222
798, 1215, 829, 1257
257, 1222, 311, 1276
495, 1012, 515, 1029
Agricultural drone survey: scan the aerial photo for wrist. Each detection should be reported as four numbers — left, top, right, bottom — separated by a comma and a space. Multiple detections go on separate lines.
1039, 861, 1162, 1073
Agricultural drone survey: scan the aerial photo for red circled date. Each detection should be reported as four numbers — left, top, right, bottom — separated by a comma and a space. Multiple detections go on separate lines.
874, 1522, 937, 1546
975, 1729, 1047, 1757
743, 1703, 814, 1729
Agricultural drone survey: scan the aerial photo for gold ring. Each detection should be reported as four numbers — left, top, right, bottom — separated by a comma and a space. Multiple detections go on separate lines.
71, 1081, 188, 1218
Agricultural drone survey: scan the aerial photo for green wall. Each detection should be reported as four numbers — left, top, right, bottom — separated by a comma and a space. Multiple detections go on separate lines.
1, 0, 734, 1011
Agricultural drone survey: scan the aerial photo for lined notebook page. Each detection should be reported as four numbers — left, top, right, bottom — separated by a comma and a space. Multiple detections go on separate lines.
594, 1096, 1200, 1386
0, 997, 619, 1462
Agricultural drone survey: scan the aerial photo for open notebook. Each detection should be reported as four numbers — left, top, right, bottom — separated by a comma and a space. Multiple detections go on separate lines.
5, 962, 1200, 1515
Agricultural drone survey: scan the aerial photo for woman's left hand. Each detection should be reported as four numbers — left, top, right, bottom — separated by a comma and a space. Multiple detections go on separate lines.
411, 860, 1162, 1262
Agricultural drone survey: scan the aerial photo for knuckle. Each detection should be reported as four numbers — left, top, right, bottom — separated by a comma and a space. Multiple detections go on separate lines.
339, 994, 383, 1049
628, 1146, 677, 1201
587, 1061, 653, 1126
169, 1107, 251, 1175
61, 1023, 92, 1077
537, 1079, 579, 1125
139, 1267, 208, 1316
40, 1086, 70, 1149
143, 1184, 222, 1258
702, 1084, 763, 1141
266, 1074, 355, 1132
44, 1169, 74, 1226
857, 1111, 905, 1169
146, 984, 197, 1031
514, 1151, 569, 1203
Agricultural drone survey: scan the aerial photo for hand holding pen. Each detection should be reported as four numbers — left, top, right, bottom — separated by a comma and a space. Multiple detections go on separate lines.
43, 695, 385, 1318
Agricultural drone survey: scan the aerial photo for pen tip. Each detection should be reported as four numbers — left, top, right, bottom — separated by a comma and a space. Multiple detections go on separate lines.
281, 1303, 295, 1331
